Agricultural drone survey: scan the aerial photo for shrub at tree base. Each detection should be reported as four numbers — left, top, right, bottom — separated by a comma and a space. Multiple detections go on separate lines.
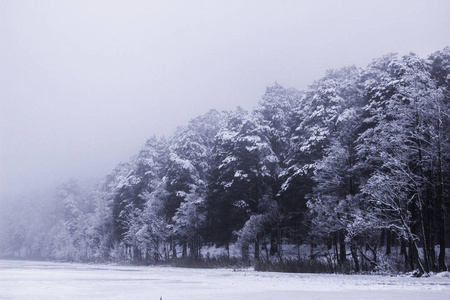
254, 258, 333, 274
170, 256, 243, 269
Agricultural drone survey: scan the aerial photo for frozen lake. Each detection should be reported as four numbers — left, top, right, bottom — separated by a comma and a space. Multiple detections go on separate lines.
1, 259, 449, 299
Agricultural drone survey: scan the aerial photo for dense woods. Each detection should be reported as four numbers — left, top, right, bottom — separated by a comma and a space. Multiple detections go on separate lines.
1, 48, 449, 275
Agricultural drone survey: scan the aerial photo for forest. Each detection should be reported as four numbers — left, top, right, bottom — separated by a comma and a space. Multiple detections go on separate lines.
1, 48, 449, 276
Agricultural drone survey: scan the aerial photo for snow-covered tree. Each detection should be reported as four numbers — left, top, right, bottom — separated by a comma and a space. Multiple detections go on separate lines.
206, 108, 280, 261
254, 84, 301, 253
286, 66, 364, 258
165, 110, 221, 258
109, 137, 169, 262
357, 52, 449, 274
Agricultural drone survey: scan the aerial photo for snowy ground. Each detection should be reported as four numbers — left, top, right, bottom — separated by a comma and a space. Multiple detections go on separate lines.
1, 259, 449, 300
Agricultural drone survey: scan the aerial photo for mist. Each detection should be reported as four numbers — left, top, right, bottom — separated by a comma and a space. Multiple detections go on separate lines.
1, 0, 449, 199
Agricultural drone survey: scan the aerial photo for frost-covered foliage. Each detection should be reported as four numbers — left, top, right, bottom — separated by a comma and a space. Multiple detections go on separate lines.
1, 48, 449, 274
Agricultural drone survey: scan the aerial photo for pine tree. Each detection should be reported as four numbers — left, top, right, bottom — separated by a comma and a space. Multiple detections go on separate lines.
165, 110, 221, 258
288, 66, 363, 261
206, 108, 279, 261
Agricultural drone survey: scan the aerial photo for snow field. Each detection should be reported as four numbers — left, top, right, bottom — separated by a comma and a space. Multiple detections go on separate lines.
1, 259, 449, 299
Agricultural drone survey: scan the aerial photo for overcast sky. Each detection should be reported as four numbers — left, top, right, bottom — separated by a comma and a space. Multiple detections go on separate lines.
1, 0, 449, 199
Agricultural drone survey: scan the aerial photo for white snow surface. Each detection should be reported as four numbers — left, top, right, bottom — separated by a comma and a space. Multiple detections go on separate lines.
1, 260, 449, 299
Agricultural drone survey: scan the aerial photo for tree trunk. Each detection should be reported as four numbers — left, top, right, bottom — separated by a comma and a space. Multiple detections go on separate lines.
339, 230, 347, 264
182, 241, 187, 258
437, 205, 447, 271
436, 117, 447, 271
172, 240, 177, 259
408, 239, 415, 271
401, 239, 408, 270
242, 243, 249, 265
333, 233, 340, 265
409, 238, 425, 275
385, 230, 391, 255
270, 232, 278, 256
254, 240, 260, 261
350, 243, 360, 273
189, 239, 199, 259
417, 193, 430, 273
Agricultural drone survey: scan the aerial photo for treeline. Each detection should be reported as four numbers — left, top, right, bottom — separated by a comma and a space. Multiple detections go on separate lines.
1, 48, 449, 275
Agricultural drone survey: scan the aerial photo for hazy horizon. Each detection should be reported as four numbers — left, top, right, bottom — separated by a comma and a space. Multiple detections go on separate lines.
1, 0, 450, 199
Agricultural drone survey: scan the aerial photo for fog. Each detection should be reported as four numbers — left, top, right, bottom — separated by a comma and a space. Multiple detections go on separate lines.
1, 0, 449, 199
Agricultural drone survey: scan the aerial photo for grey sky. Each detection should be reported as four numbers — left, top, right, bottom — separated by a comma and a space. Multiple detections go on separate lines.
1, 0, 449, 199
